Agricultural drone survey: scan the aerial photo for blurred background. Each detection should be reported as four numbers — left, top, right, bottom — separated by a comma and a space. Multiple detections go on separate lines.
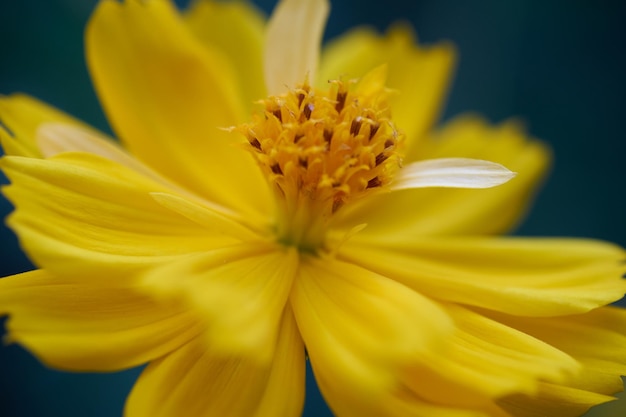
0, 0, 624, 416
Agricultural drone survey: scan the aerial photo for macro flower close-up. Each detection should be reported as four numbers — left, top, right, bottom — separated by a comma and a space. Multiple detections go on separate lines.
1, 0, 625, 416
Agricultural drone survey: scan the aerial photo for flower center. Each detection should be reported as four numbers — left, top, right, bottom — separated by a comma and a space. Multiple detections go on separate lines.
237, 77, 403, 251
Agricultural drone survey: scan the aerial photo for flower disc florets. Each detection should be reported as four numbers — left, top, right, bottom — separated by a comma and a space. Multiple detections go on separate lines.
237, 77, 404, 250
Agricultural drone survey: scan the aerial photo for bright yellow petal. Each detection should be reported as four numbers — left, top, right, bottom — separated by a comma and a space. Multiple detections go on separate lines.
313, 360, 496, 417
291, 255, 453, 393
141, 243, 298, 363
319, 25, 455, 149
184, 0, 267, 113
0, 97, 182, 190
339, 237, 626, 316
313, 304, 581, 417
0, 270, 202, 371
37, 122, 259, 229
568, 358, 626, 396
489, 306, 626, 399
151, 191, 266, 240
252, 307, 306, 417
264, 0, 329, 94
402, 304, 578, 409
125, 309, 305, 417
86, 0, 271, 217
36, 122, 189, 189
0, 94, 94, 157
516, 307, 626, 367
1, 152, 244, 277
336, 115, 550, 236
500, 383, 616, 417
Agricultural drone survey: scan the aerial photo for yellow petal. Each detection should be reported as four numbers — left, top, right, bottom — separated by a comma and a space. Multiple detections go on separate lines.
336, 116, 551, 236
339, 237, 626, 316
0, 98, 183, 191
403, 304, 578, 409
1, 153, 242, 277
0, 94, 93, 157
319, 25, 456, 149
499, 383, 616, 417
125, 309, 305, 417
585, 391, 626, 417
354, 63, 389, 98
184, 0, 267, 113
36, 122, 178, 186
314, 362, 495, 417
150, 191, 266, 241
314, 303, 579, 417
35, 122, 255, 232
569, 358, 626, 396
252, 307, 306, 417
264, 0, 329, 94
515, 307, 626, 366
86, 0, 271, 217
488, 306, 626, 398
0, 269, 202, 371
141, 244, 298, 363
291, 254, 453, 393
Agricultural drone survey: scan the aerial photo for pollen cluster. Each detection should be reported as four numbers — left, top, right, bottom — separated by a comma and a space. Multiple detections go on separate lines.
237, 78, 403, 249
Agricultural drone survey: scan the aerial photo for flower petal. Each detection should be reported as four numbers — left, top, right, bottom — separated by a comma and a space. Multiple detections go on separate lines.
319, 25, 455, 150
150, 191, 265, 241
500, 383, 616, 417
86, 0, 270, 216
251, 307, 306, 417
0, 94, 91, 157
0, 99, 185, 192
0, 269, 202, 371
315, 303, 580, 417
125, 309, 305, 417
141, 244, 298, 363
390, 157, 516, 190
35, 123, 253, 231
402, 304, 579, 410
36, 122, 172, 183
1, 152, 243, 277
184, 0, 267, 113
335, 116, 550, 235
264, 0, 329, 94
291, 255, 453, 393
315, 376, 495, 417
339, 236, 626, 316
490, 307, 626, 395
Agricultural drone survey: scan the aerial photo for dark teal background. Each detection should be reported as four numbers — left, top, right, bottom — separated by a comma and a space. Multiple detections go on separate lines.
1, 0, 625, 416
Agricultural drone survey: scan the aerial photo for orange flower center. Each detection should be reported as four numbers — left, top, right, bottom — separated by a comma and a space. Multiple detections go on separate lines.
237, 77, 403, 250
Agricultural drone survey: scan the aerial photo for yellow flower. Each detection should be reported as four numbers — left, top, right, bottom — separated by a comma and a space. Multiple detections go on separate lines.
0, 0, 625, 416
